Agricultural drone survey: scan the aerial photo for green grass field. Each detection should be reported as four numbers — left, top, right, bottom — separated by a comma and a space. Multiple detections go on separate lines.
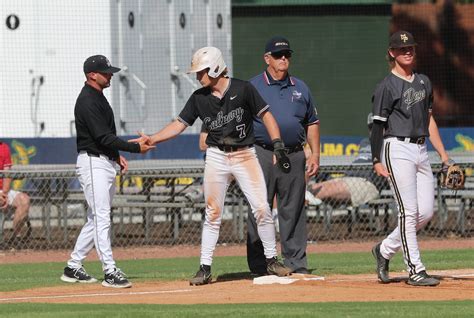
1, 301, 473, 318
0, 249, 472, 317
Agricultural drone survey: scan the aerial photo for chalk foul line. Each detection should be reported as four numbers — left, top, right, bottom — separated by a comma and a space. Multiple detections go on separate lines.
0, 288, 194, 302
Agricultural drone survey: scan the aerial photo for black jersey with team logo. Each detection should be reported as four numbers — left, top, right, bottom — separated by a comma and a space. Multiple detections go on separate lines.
178, 78, 269, 147
372, 72, 433, 138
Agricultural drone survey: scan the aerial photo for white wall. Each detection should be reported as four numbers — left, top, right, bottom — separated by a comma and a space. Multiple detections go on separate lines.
0, 0, 232, 138
0, 0, 112, 137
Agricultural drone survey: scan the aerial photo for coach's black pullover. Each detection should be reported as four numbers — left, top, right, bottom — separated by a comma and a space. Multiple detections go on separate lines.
74, 84, 140, 160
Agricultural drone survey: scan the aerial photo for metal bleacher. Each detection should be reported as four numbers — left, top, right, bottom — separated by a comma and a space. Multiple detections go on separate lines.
1, 154, 473, 249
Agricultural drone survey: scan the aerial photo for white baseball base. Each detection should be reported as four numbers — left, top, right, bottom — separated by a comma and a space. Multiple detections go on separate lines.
253, 274, 325, 285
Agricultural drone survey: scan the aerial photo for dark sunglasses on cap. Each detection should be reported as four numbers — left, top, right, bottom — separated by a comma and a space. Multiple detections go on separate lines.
271, 51, 292, 59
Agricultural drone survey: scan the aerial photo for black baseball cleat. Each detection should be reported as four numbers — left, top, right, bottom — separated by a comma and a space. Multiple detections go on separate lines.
102, 268, 132, 288
250, 268, 268, 277
266, 257, 292, 276
407, 271, 440, 287
61, 266, 98, 283
189, 265, 212, 286
292, 267, 311, 274
372, 242, 390, 283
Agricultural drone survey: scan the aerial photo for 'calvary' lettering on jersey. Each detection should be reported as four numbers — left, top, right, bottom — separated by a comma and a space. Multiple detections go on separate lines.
203, 107, 244, 130
178, 78, 269, 147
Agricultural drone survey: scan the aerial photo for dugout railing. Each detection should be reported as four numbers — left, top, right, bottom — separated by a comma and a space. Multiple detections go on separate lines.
0, 155, 472, 250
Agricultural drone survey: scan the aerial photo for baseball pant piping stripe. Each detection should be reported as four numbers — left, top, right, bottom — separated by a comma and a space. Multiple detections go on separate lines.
384, 142, 417, 275
88, 156, 106, 268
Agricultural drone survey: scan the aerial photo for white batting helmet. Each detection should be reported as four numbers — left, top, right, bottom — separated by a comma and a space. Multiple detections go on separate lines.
187, 46, 227, 78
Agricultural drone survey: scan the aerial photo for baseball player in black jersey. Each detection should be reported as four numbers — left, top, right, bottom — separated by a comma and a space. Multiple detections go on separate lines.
131, 47, 292, 285
132, 47, 290, 285
370, 31, 451, 286
60, 55, 153, 289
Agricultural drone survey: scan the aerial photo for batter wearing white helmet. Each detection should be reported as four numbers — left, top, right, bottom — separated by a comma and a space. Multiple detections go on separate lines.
370, 31, 452, 287
132, 47, 292, 285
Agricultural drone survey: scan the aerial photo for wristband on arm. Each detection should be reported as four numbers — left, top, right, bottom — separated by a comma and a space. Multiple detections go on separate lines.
370, 121, 384, 165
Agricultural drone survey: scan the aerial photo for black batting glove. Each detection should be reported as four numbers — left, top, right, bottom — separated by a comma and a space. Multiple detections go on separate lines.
272, 138, 291, 173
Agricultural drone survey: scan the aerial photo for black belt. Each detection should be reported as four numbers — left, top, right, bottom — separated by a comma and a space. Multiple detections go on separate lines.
216, 145, 250, 153
396, 137, 426, 144
85, 151, 117, 161
257, 143, 304, 154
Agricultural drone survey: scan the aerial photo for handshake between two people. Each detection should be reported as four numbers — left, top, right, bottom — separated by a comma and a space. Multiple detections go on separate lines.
129, 132, 155, 154
115, 132, 154, 175
128, 133, 293, 174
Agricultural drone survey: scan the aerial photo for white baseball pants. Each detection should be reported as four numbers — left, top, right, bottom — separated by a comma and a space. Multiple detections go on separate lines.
379, 138, 435, 275
67, 152, 117, 274
200, 146, 277, 266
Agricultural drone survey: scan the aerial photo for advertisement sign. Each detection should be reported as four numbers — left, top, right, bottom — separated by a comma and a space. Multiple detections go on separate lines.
2, 127, 472, 165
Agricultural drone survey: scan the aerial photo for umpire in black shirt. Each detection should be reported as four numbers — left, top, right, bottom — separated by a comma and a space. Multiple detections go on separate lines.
61, 55, 153, 289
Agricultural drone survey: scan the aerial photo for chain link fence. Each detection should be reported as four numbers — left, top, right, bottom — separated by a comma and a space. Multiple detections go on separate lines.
1, 156, 472, 250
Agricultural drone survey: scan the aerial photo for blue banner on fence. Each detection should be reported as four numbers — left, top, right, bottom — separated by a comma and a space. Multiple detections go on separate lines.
2, 127, 473, 165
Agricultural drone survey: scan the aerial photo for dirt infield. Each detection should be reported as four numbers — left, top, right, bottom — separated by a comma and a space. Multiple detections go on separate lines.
0, 269, 473, 304
0, 239, 472, 304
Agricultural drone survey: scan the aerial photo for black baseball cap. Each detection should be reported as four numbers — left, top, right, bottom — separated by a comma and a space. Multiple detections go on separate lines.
265, 36, 293, 54
83, 55, 121, 74
389, 31, 417, 49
